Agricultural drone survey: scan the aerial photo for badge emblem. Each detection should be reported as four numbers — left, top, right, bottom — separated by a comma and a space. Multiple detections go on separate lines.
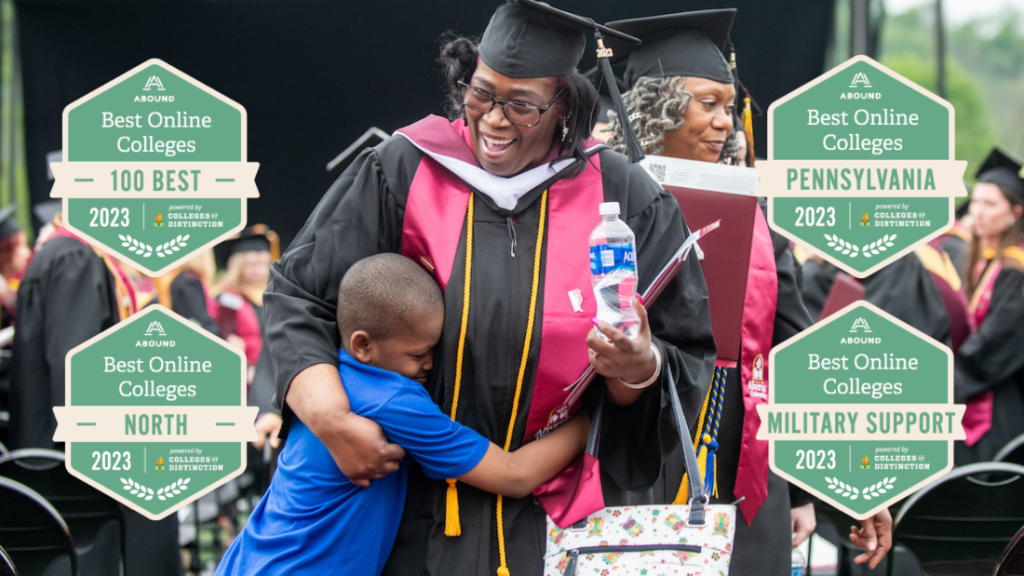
568, 289, 583, 313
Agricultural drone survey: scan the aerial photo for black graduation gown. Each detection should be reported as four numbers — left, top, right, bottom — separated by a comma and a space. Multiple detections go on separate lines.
0, 299, 13, 446
264, 135, 717, 576
8, 236, 181, 576
623, 201, 815, 575
800, 254, 951, 344
9, 237, 121, 450
939, 235, 969, 283
954, 264, 1024, 464
714, 205, 815, 576
169, 272, 221, 336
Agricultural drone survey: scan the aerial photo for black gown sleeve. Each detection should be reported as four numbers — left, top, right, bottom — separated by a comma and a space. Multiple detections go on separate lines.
767, 202, 814, 344
248, 350, 279, 415
799, 259, 838, 321
9, 238, 118, 449
862, 254, 951, 343
598, 153, 718, 491
263, 141, 412, 433
954, 268, 1024, 402
169, 274, 220, 336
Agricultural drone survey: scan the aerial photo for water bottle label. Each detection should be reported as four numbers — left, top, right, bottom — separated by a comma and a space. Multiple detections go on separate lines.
590, 245, 637, 276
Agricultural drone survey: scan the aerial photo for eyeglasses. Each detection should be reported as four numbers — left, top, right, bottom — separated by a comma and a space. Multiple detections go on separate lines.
459, 80, 564, 127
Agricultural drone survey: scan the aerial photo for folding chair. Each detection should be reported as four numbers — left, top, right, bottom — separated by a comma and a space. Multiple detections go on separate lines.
0, 449, 125, 575
995, 434, 1024, 467
0, 544, 17, 576
994, 523, 1024, 576
0, 476, 78, 575
889, 462, 1024, 576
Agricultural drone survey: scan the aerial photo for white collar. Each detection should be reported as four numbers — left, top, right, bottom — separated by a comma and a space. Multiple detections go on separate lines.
397, 132, 590, 211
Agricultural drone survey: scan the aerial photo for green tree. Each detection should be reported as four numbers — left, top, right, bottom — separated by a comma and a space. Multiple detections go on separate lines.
881, 54, 995, 186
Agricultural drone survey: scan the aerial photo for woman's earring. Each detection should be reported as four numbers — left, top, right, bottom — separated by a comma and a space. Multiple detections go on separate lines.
1009, 216, 1016, 227
561, 121, 569, 142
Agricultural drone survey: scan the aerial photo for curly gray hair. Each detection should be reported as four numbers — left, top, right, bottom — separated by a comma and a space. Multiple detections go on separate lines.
606, 76, 692, 156
720, 127, 743, 166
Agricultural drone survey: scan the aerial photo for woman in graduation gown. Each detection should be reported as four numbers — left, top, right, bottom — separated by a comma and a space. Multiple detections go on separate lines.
605, 11, 890, 572
955, 148, 1024, 464
9, 212, 181, 576
0, 204, 30, 438
263, 2, 716, 575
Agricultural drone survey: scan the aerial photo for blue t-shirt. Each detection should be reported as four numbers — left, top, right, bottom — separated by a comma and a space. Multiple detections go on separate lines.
216, 350, 489, 576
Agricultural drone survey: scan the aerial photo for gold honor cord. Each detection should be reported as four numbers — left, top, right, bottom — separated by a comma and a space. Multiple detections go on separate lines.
496, 190, 547, 576
675, 367, 727, 504
445, 194, 475, 537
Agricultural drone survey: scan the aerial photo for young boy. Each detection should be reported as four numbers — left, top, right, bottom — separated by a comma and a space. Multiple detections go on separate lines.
216, 253, 590, 575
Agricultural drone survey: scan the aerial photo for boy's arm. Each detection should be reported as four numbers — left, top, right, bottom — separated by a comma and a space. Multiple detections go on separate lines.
458, 411, 590, 499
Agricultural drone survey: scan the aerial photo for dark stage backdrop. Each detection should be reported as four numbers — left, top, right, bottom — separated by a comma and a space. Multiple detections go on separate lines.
17, 0, 834, 248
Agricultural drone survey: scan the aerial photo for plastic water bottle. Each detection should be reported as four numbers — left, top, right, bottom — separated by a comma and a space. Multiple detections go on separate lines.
589, 202, 640, 339
791, 547, 806, 576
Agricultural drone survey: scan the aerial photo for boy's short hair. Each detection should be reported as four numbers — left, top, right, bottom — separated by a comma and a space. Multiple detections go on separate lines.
337, 253, 443, 341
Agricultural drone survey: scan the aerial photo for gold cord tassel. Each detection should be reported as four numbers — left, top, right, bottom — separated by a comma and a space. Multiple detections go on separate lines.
496, 190, 548, 576
675, 383, 712, 505
742, 97, 755, 166
445, 478, 462, 536
444, 195, 475, 537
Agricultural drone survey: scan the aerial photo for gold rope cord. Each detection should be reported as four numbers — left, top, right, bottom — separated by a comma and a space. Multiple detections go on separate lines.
444, 193, 475, 537
496, 189, 548, 576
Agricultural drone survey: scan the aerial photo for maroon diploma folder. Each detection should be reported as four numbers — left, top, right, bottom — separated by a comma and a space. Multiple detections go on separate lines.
819, 272, 865, 321
641, 156, 761, 367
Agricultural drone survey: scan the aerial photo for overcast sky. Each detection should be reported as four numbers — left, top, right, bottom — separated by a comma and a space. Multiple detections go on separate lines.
887, 0, 1024, 24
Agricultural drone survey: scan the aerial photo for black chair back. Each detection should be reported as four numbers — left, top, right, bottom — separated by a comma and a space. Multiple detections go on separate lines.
0, 449, 125, 575
996, 434, 1024, 467
0, 544, 17, 576
995, 523, 1024, 576
0, 476, 78, 575
890, 462, 1024, 576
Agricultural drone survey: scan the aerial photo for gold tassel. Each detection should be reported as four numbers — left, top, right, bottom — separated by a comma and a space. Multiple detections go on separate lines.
445, 478, 461, 536
742, 96, 755, 167
675, 385, 713, 505
444, 195, 475, 537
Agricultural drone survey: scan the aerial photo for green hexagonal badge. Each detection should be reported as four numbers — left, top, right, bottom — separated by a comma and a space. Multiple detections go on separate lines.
49, 58, 259, 277
53, 306, 257, 520
756, 301, 965, 519
757, 56, 967, 277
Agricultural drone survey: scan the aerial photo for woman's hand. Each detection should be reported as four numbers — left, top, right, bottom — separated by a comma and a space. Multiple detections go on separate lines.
286, 364, 405, 486
850, 508, 893, 569
252, 412, 283, 451
586, 297, 658, 405
790, 503, 816, 548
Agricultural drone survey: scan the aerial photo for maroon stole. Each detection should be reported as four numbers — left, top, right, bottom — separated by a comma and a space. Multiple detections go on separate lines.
397, 116, 601, 444
960, 248, 1024, 446
732, 207, 778, 524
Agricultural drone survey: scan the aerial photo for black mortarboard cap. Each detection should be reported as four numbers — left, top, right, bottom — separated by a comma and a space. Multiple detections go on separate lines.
478, 0, 646, 161
0, 204, 19, 241
33, 200, 61, 229
480, 0, 638, 78
976, 147, 1024, 203
214, 229, 271, 269
606, 9, 737, 88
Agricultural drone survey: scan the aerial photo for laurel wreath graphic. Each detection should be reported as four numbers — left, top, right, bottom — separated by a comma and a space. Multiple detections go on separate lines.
120, 477, 191, 501
118, 234, 190, 258
824, 234, 897, 258
825, 476, 897, 501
